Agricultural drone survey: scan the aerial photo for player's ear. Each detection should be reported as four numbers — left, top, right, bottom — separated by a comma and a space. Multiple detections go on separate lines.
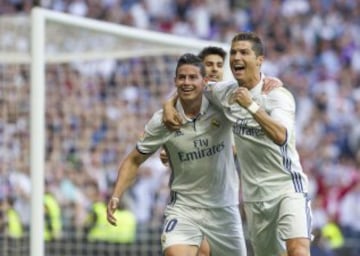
256, 55, 264, 67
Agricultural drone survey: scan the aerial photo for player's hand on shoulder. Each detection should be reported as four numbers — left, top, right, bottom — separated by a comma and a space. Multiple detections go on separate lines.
262, 76, 283, 95
162, 105, 182, 131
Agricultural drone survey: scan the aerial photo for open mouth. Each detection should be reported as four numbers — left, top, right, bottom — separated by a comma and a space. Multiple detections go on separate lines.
180, 87, 194, 95
233, 64, 245, 72
181, 87, 193, 92
208, 75, 218, 80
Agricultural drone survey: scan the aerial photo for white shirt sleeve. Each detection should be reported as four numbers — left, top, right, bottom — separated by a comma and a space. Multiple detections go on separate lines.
136, 110, 172, 154
204, 80, 236, 110
265, 87, 296, 134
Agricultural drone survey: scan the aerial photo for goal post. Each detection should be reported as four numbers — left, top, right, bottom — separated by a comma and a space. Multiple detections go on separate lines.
0, 7, 232, 256
31, 7, 231, 63
30, 8, 46, 256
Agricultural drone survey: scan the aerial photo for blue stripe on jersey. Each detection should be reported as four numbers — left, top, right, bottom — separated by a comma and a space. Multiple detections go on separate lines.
135, 144, 151, 155
163, 146, 175, 188
169, 191, 177, 206
163, 146, 177, 206
280, 144, 303, 193
295, 172, 304, 192
305, 194, 312, 238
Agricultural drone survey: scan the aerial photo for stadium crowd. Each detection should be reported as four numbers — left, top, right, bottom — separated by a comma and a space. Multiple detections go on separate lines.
1, 0, 360, 255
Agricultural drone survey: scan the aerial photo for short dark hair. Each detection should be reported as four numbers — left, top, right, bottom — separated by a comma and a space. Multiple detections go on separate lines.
198, 46, 226, 61
176, 53, 206, 77
231, 32, 265, 56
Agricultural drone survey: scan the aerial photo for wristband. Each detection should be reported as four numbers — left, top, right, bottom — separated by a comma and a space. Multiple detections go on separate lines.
111, 196, 120, 202
247, 101, 260, 114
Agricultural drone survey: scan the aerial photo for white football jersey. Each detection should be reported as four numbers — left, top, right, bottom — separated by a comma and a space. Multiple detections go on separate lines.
137, 96, 239, 208
204, 75, 308, 202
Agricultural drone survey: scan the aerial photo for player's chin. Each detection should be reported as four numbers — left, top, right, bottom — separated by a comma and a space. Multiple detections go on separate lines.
232, 70, 245, 80
179, 91, 195, 99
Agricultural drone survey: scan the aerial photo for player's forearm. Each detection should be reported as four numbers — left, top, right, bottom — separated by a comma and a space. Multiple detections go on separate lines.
112, 163, 137, 199
251, 108, 287, 145
163, 93, 178, 110
112, 151, 145, 199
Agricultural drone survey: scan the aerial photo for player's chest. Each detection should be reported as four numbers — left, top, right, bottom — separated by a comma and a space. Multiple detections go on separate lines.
168, 115, 230, 151
224, 94, 266, 124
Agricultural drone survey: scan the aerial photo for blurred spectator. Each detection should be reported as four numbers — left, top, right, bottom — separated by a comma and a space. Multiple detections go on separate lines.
321, 220, 345, 254
107, 198, 137, 244
83, 181, 110, 243
0, 196, 24, 255
44, 181, 62, 241
338, 180, 360, 256
0, 196, 23, 239
310, 228, 334, 256
83, 181, 111, 255
44, 180, 63, 255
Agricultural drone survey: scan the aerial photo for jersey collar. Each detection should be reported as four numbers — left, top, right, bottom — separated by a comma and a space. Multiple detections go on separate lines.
176, 95, 209, 124
249, 72, 265, 95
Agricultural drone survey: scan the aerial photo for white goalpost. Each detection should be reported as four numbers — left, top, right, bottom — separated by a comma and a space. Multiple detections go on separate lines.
31, 9, 45, 256
0, 7, 231, 256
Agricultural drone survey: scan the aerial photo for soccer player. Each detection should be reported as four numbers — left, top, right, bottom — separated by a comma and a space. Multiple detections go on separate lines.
163, 32, 312, 256
159, 46, 227, 256
107, 53, 247, 256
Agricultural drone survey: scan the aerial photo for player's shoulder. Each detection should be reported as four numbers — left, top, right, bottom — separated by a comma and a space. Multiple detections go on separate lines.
267, 86, 294, 100
205, 79, 237, 93
265, 86, 296, 109
146, 109, 165, 130
206, 79, 236, 88
151, 109, 163, 123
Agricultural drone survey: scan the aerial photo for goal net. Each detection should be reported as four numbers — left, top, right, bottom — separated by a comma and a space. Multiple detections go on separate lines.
0, 7, 230, 256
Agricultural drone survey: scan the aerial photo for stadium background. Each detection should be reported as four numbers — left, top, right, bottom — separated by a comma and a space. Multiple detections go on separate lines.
0, 0, 360, 255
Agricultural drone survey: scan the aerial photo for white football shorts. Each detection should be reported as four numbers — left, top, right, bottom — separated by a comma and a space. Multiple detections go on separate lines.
161, 203, 247, 256
244, 192, 312, 256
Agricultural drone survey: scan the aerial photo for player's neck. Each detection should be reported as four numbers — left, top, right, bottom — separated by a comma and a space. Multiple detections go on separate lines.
237, 72, 261, 89
181, 99, 201, 119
